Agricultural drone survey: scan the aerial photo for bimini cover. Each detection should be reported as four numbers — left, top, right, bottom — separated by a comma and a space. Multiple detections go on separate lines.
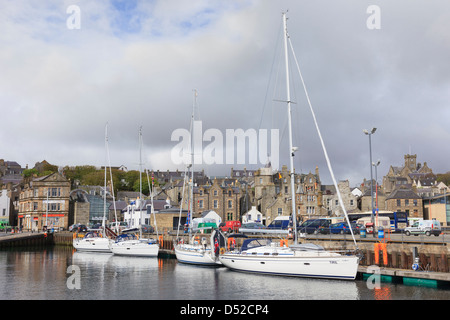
241, 238, 271, 251
290, 243, 325, 251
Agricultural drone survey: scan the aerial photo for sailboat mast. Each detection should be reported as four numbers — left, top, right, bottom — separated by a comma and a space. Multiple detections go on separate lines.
102, 123, 108, 233
138, 126, 143, 235
189, 90, 196, 232
282, 12, 298, 243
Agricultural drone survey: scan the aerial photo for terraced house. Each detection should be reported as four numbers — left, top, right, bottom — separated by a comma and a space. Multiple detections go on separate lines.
18, 172, 70, 231
193, 178, 241, 222
385, 186, 423, 218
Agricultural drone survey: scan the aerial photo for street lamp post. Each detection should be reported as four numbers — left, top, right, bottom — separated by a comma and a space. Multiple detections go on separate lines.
373, 159, 381, 226
363, 128, 377, 237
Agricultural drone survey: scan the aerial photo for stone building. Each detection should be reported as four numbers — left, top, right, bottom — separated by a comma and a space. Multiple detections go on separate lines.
383, 154, 434, 195
296, 167, 325, 220
359, 181, 387, 213
321, 180, 359, 217
193, 178, 241, 222
18, 172, 71, 231
253, 164, 360, 224
385, 186, 423, 218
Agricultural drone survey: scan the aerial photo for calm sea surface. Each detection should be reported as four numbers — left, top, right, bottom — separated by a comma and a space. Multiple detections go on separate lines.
0, 246, 449, 302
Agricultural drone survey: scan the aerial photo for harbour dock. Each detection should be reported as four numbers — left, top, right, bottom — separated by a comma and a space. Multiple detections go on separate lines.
0, 231, 54, 248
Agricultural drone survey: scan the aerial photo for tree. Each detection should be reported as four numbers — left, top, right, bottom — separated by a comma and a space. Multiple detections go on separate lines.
22, 168, 38, 178
437, 172, 450, 186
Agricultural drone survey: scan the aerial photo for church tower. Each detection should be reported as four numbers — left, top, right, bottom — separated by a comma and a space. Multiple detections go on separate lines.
404, 154, 417, 171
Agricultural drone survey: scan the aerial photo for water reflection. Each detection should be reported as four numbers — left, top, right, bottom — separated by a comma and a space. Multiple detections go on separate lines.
0, 247, 449, 300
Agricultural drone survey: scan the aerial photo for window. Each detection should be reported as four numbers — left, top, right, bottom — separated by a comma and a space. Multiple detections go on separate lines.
51, 188, 60, 197
228, 190, 232, 197
397, 199, 401, 206
199, 190, 203, 196
413, 199, 418, 206
228, 200, 232, 209
34, 189, 38, 197
48, 203, 60, 211
227, 212, 233, 220
33, 202, 38, 211
350, 199, 354, 206
213, 200, 218, 208
199, 200, 204, 209
214, 190, 218, 196
405, 199, 409, 206
277, 208, 282, 216
285, 186, 288, 194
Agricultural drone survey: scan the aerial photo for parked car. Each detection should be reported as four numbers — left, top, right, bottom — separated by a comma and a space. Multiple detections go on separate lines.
88, 223, 102, 231
299, 219, 331, 234
329, 222, 351, 234
69, 223, 80, 232
72, 224, 88, 232
350, 222, 365, 235
141, 224, 155, 233
241, 222, 266, 229
404, 220, 441, 236
239, 222, 266, 234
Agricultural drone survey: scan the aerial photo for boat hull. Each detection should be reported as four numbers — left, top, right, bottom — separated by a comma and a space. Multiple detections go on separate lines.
219, 253, 359, 280
110, 240, 159, 257
174, 245, 221, 266
73, 238, 112, 253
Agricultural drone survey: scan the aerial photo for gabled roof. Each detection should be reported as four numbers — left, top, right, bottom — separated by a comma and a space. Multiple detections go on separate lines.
386, 187, 420, 200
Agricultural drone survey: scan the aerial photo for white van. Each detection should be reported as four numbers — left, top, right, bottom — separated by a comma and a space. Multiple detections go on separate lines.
108, 221, 128, 232
404, 219, 441, 236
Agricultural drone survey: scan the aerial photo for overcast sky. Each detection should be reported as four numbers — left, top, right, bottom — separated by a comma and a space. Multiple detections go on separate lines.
1, 0, 450, 186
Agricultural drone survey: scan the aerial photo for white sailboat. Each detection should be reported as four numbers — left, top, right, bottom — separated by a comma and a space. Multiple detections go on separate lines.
110, 127, 159, 257
174, 229, 223, 266
109, 230, 159, 257
218, 12, 360, 280
73, 124, 118, 253
174, 90, 222, 266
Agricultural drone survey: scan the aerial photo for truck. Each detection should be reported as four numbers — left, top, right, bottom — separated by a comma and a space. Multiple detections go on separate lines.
356, 216, 390, 233
267, 216, 291, 229
404, 219, 441, 236
0, 220, 11, 232
219, 220, 241, 233
191, 218, 218, 234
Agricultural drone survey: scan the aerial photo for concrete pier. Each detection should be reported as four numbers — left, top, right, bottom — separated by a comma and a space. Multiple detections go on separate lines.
0, 232, 54, 248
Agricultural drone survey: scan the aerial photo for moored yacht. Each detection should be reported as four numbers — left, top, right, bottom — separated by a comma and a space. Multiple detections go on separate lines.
73, 230, 113, 253
219, 238, 359, 280
219, 12, 360, 280
174, 229, 223, 266
109, 229, 159, 257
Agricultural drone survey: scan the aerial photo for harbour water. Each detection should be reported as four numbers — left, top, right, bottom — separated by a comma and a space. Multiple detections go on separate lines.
1, 246, 449, 302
